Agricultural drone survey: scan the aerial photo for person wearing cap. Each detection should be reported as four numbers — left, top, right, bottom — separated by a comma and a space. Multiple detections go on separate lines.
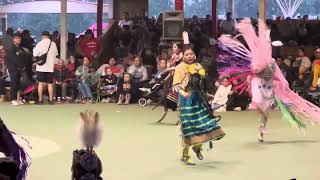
310, 48, 320, 91
6, 33, 27, 106
79, 29, 100, 62
33, 31, 59, 104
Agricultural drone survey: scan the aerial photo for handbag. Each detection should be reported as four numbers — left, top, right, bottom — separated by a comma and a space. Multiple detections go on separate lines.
35, 41, 52, 66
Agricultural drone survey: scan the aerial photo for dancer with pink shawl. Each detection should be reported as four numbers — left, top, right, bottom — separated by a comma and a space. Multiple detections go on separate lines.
217, 19, 320, 142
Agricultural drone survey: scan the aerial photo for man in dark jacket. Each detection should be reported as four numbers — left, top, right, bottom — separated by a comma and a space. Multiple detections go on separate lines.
6, 33, 27, 106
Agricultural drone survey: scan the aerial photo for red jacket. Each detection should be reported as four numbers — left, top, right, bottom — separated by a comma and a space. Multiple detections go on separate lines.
79, 37, 100, 61
66, 63, 76, 79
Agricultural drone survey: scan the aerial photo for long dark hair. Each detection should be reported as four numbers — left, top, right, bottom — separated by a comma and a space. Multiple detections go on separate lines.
0, 118, 30, 180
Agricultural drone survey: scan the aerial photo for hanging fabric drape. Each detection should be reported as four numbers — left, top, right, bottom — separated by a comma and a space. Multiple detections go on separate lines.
275, 0, 304, 18
175, 0, 184, 11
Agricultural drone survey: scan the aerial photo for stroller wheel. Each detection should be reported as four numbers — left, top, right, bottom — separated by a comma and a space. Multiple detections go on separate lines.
138, 98, 147, 107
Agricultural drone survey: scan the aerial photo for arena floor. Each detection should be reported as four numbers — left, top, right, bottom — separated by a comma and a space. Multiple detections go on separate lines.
0, 103, 320, 180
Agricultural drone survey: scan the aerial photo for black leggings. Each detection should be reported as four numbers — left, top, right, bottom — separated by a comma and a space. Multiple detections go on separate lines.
8, 70, 22, 101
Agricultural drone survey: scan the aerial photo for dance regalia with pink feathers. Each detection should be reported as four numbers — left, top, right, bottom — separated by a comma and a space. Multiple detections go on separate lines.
217, 19, 320, 129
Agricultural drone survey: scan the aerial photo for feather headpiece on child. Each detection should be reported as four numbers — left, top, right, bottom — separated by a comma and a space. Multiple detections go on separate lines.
77, 110, 103, 152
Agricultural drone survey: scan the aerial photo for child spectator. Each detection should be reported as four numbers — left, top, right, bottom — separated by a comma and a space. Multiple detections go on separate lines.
75, 57, 94, 103
100, 67, 117, 103
211, 77, 232, 112
117, 73, 132, 105
169, 42, 183, 67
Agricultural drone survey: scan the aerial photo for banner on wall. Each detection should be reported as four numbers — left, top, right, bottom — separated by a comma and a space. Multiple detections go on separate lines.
175, 0, 183, 11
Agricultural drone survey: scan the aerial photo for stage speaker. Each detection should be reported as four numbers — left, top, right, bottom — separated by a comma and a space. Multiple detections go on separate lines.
162, 11, 184, 40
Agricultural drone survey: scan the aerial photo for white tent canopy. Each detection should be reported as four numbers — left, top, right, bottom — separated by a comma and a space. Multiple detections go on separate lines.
275, 0, 304, 18
1, 0, 110, 14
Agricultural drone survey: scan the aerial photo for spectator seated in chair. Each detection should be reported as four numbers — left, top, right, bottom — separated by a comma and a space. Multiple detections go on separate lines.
96, 57, 124, 78
75, 57, 94, 103
99, 67, 118, 103
310, 48, 320, 92
292, 48, 311, 84
66, 55, 79, 102
211, 77, 232, 112
53, 59, 71, 102
127, 56, 148, 84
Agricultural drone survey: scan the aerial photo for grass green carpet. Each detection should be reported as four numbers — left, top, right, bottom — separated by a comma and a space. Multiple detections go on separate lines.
0, 103, 320, 180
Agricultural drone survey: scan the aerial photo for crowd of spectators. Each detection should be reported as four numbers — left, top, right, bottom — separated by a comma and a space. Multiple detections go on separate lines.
1, 11, 320, 110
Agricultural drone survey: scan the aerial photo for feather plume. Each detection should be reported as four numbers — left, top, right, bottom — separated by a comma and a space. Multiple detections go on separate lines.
77, 110, 103, 150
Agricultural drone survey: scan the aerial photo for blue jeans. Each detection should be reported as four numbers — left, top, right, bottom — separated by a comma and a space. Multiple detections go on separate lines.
78, 82, 92, 99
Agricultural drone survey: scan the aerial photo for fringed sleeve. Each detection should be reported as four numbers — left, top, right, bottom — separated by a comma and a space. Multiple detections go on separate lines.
172, 62, 189, 92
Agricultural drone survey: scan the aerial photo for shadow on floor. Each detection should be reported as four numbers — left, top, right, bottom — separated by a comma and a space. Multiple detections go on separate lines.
148, 122, 178, 126
263, 140, 320, 145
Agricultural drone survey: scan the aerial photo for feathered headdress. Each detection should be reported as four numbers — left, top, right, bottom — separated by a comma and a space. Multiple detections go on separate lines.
217, 19, 320, 130
77, 110, 103, 152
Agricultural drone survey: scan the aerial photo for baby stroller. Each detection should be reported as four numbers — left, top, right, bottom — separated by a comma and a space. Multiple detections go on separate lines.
138, 82, 163, 106
139, 71, 179, 123
19, 70, 37, 103
138, 71, 171, 107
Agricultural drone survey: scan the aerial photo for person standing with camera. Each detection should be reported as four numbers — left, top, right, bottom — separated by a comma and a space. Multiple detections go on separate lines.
33, 31, 59, 105
6, 33, 27, 106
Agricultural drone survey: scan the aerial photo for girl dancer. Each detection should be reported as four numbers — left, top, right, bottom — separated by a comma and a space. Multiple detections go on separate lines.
217, 19, 320, 142
173, 48, 225, 165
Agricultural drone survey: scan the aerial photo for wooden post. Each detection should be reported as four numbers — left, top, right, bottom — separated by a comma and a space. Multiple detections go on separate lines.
259, 0, 266, 21
97, 0, 103, 37
212, 0, 218, 38
228, 0, 234, 15
60, 0, 67, 61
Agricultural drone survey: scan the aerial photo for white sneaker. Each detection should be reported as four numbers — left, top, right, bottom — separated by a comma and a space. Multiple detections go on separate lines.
18, 100, 25, 105
11, 100, 20, 106
101, 98, 107, 103
145, 88, 152, 94
105, 97, 111, 103
233, 107, 241, 111
139, 88, 146, 92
